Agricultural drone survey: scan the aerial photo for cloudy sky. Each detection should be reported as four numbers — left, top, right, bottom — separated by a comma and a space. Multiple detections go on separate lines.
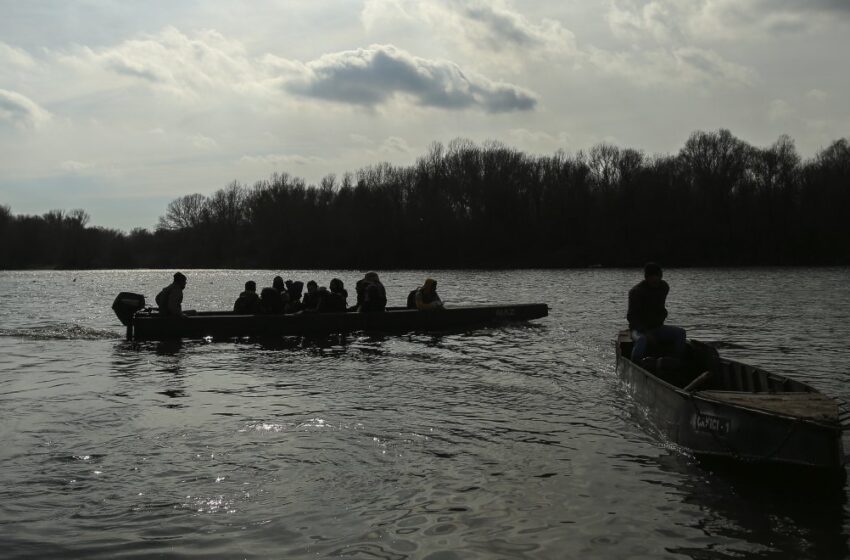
1, 0, 848, 230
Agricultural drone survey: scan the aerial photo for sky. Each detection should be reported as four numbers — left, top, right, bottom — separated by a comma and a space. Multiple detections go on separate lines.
1, 0, 848, 230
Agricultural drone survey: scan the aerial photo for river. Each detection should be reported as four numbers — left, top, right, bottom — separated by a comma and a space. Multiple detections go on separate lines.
1, 268, 849, 559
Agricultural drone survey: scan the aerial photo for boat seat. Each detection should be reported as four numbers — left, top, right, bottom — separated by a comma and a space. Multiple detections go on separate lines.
683, 370, 712, 393
698, 391, 839, 422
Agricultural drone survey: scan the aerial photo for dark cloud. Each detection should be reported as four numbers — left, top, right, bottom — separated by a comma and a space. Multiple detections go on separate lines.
286, 44, 537, 113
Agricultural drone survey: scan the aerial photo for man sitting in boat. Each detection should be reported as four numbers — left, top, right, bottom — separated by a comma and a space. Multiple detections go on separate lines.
627, 263, 686, 363
317, 278, 348, 313
155, 272, 187, 318
414, 278, 444, 310
302, 280, 320, 311
233, 281, 260, 314
285, 281, 305, 313
260, 276, 288, 314
356, 272, 387, 312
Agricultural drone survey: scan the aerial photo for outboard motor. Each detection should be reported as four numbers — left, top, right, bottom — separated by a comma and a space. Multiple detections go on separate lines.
112, 292, 146, 326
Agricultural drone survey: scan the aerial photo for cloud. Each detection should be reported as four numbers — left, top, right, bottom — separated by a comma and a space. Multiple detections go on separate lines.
587, 46, 757, 88
61, 160, 95, 172
378, 136, 412, 153
608, 0, 850, 44
0, 88, 50, 128
0, 42, 36, 68
62, 27, 279, 101
362, 0, 577, 59
239, 153, 324, 166
190, 134, 218, 150
284, 44, 537, 113
768, 99, 793, 122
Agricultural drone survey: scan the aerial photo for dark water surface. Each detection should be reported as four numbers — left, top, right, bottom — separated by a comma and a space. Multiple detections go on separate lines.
1, 269, 849, 559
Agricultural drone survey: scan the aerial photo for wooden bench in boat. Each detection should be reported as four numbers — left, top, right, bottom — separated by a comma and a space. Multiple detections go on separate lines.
697, 390, 839, 423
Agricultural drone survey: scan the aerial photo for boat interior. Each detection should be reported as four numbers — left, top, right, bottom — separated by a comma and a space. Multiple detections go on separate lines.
617, 330, 842, 422
617, 330, 812, 393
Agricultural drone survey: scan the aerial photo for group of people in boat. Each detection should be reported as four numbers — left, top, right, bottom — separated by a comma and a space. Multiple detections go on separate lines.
155, 271, 443, 317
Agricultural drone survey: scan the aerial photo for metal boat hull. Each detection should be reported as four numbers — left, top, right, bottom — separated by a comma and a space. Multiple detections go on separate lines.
128, 303, 548, 341
616, 332, 845, 470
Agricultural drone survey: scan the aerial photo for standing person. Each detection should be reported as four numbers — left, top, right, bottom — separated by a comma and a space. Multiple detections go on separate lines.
156, 272, 187, 317
356, 272, 387, 313
627, 263, 686, 362
233, 281, 260, 314
415, 278, 444, 310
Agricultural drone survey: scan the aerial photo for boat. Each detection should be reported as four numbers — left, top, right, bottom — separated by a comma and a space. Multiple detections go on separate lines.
112, 292, 548, 341
615, 329, 847, 471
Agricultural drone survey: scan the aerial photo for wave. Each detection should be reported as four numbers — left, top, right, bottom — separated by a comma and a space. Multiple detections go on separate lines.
0, 323, 121, 341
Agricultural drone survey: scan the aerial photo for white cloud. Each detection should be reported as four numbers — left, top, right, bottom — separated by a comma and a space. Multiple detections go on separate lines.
587, 46, 756, 88
0, 88, 51, 128
378, 136, 412, 153
0, 42, 36, 68
805, 89, 829, 102
190, 134, 218, 150
239, 153, 324, 166
284, 44, 538, 113
61, 27, 280, 102
362, 0, 577, 61
768, 99, 793, 122
607, 0, 850, 44
60, 160, 95, 172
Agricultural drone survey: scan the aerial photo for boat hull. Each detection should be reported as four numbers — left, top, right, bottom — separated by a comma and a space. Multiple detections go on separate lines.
616, 337, 845, 471
128, 303, 548, 341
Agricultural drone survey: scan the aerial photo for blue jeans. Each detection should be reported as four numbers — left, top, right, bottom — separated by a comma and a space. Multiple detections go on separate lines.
631, 325, 686, 362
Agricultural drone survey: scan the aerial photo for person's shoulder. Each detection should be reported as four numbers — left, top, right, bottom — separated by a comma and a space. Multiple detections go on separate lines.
629, 281, 645, 294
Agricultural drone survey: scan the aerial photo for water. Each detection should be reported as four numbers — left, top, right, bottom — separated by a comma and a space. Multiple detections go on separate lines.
0, 268, 849, 559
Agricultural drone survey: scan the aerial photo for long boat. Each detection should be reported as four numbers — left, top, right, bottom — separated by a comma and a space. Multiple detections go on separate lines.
615, 329, 846, 471
113, 292, 548, 341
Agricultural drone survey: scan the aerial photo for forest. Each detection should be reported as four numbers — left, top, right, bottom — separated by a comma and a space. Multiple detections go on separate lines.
1, 129, 849, 269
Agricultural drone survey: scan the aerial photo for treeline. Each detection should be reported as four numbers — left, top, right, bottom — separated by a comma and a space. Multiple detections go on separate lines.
2, 129, 849, 269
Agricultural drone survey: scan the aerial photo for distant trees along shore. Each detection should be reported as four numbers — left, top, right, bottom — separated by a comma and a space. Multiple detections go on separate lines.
1, 130, 849, 269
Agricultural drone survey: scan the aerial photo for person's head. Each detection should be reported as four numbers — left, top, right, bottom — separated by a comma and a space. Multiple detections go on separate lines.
173, 272, 187, 288
289, 280, 304, 300
423, 278, 437, 294
306, 280, 318, 293
329, 278, 344, 293
643, 262, 663, 285
245, 280, 256, 293
272, 276, 285, 292
365, 271, 379, 282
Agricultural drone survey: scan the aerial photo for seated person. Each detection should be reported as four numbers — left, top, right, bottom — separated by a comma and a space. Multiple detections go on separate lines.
302, 280, 320, 311
318, 278, 348, 313
233, 280, 260, 314
259, 285, 285, 314
356, 272, 387, 313
415, 278, 443, 310
156, 272, 188, 317
285, 281, 304, 313
627, 262, 686, 363
406, 288, 417, 309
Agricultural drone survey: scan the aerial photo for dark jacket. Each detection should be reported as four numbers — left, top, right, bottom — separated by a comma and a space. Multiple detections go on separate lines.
356, 279, 387, 312
406, 289, 417, 309
627, 279, 669, 332
233, 291, 260, 314
259, 287, 285, 314
155, 283, 183, 316
317, 288, 347, 313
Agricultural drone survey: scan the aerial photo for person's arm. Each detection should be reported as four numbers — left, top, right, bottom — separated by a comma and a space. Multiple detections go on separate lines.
168, 288, 184, 317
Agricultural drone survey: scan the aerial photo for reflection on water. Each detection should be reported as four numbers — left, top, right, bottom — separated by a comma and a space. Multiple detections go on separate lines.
0, 268, 849, 558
